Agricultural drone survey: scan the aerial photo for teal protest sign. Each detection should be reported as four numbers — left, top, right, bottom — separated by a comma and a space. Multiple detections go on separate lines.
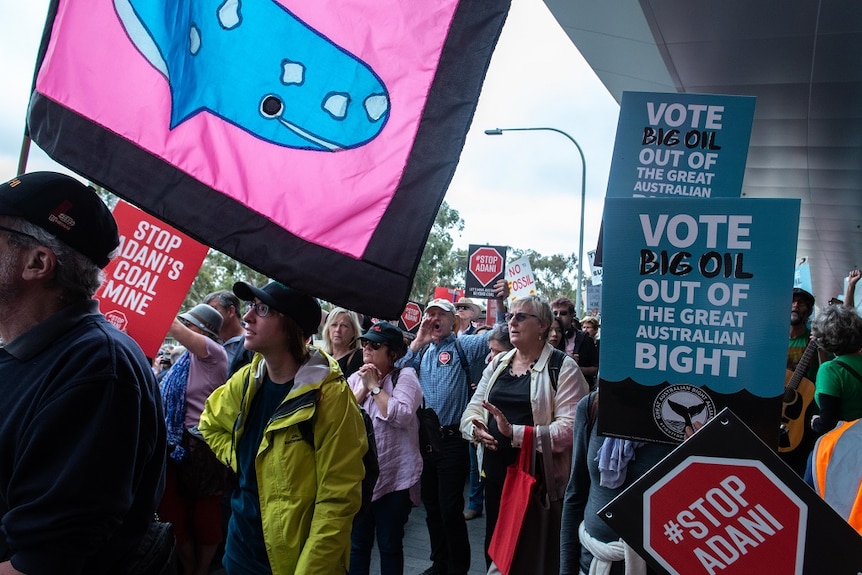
606, 92, 756, 199
598, 197, 800, 444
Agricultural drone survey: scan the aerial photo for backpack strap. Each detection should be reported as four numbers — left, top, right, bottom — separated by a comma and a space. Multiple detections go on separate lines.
453, 338, 470, 378
390, 367, 402, 388
288, 389, 323, 447
417, 344, 427, 375
547, 348, 567, 392
833, 360, 862, 385
585, 391, 599, 437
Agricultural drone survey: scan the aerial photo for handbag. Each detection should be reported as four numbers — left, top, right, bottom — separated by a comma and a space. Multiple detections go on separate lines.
416, 404, 444, 459
119, 518, 176, 575
175, 427, 227, 499
487, 425, 536, 575
488, 425, 562, 575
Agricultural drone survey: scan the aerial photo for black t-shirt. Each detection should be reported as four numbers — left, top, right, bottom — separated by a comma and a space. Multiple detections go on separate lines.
484, 369, 534, 480
224, 374, 293, 574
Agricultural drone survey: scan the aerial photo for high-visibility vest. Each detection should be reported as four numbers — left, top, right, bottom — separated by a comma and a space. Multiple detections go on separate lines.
812, 419, 862, 534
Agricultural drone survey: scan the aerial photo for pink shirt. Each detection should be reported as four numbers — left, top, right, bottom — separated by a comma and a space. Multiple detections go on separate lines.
348, 366, 424, 502
184, 336, 228, 428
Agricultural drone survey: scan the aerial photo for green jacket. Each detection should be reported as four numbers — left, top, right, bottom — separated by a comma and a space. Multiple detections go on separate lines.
199, 348, 367, 575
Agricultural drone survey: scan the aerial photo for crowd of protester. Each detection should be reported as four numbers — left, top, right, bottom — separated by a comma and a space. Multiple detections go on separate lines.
4, 170, 862, 575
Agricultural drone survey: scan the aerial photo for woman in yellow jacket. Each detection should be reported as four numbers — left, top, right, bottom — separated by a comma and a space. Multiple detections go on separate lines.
199, 281, 367, 575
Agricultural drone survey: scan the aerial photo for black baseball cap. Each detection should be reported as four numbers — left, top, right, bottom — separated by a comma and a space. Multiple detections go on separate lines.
233, 280, 321, 337
360, 321, 406, 353
0, 172, 119, 268
792, 288, 815, 308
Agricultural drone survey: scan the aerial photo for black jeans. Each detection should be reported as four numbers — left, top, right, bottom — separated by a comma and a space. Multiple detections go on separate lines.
349, 489, 413, 575
420, 428, 470, 575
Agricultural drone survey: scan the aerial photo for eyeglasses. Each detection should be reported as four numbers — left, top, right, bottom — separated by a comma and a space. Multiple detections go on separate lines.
245, 301, 273, 318
0, 225, 38, 241
505, 312, 540, 323
455, 305, 471, 311
553, 310, 569, 317
360, 339, 385, 350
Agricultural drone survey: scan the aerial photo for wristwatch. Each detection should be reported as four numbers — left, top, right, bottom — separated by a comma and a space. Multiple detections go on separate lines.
370, 386, 382, 396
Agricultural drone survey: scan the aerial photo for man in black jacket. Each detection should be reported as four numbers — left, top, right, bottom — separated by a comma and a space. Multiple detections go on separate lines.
0, 172, 167, 574
551, 296, 599, 388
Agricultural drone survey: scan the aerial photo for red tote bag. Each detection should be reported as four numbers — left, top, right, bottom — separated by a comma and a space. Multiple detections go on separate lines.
487, 425, 536, 575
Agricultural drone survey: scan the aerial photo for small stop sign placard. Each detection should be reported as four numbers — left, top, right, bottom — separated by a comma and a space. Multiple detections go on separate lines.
469, 246, 504, 287
104, 309, 129, 332
400, 301, 423, 333
644, 456, 807, 575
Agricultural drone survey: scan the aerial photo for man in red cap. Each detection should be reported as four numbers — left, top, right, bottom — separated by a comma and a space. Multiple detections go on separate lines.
0, 172, 168, 574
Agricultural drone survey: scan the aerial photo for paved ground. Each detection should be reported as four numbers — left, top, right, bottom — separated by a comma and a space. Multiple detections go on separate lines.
211, 493, 488, 575
376, 502, 488, 575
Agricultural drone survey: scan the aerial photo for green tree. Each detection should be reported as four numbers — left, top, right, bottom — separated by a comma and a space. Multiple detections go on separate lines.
409, 202, 465, 303
182, 250, 269, 310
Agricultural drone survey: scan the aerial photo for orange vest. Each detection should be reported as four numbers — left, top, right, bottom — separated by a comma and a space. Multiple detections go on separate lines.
812, 419, 862, 534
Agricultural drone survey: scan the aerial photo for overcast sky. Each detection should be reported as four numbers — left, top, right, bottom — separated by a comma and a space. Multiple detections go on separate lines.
0, 0, 620, 269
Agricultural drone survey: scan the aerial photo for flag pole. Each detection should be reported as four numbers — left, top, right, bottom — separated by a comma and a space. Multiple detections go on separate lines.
16, 134, 31, 176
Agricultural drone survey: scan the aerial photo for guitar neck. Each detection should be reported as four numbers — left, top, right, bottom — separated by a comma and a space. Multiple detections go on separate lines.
787, 340, 818, 391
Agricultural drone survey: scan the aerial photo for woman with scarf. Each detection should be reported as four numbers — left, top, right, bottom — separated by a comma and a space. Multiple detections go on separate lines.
560, 392, 673, 575
460, 295, 589, 570
159, 303, 228, 575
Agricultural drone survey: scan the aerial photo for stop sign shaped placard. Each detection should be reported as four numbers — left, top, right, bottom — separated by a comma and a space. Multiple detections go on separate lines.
644, 456, 806, 575
469, 246, 504, 287
104, 309, 129, 332
401, 301, 423, 333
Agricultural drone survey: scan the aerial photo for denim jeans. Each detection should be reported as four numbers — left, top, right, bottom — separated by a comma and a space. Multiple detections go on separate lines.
420, 431, 471, 574
349, 489, 413, 575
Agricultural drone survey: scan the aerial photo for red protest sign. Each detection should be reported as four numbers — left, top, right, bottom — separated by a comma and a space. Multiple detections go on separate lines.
644, 457, 806, 575
466, 244, 505, 299
399, 301, 424, 334
96, 201, 209, 357
600, 408, 862, 575
434, 287, 465, 302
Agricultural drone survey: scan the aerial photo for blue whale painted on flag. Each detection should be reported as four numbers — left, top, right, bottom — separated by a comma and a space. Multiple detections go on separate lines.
114, 0, 390, 151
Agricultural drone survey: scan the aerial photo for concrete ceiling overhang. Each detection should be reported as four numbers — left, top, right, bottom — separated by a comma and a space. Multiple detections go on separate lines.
545, 0, 862, 305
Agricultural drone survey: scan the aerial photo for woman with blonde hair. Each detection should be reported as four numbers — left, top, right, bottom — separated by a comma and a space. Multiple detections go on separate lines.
322, 307, 364, 377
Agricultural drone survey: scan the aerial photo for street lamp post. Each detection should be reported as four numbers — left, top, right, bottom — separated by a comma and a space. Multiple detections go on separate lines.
484, 127, 587, 317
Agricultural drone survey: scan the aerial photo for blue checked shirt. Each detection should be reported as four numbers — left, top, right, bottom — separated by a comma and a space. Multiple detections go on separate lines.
398, 332, 489, 427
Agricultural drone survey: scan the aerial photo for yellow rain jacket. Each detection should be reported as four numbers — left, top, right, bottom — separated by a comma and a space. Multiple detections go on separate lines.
200, 348, 367, 574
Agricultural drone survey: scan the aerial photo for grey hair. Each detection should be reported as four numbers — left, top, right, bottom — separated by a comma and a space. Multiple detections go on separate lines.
488, 323, 513, 351
510, 294, 553, 338
811, 305, 862, 356
2, 216, 106, 301
205, 289, 240, 313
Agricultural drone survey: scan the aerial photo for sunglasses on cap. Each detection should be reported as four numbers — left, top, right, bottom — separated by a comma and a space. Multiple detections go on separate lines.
360, 339, 385, 350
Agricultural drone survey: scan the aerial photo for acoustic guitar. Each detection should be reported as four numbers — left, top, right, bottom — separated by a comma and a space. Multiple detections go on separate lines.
778, 340, 818, 453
